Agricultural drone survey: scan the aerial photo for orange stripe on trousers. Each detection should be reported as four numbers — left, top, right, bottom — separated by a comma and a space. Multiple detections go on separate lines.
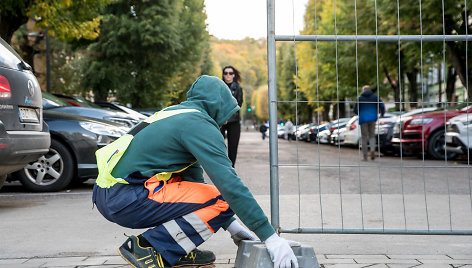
145, 176, 229, 232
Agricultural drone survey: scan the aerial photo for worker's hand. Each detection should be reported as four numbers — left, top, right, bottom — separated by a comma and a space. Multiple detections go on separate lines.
226, 220, 256, 246
264, 233, 300, 268
230, 228, 256, 246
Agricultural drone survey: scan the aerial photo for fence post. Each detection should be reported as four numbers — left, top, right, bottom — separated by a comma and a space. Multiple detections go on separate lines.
267, 0, 280, 232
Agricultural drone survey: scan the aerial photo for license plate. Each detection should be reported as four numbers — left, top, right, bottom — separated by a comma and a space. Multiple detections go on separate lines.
445, 134, 453, 143
19, 107, 39, 123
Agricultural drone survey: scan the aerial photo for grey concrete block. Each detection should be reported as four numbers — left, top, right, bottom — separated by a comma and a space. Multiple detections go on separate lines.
235, 240, 319, 268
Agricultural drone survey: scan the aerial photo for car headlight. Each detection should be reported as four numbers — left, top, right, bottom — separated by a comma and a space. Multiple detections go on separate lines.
104, 117, 137, 128
408, 118, 433, 125
79, 121, 127, 138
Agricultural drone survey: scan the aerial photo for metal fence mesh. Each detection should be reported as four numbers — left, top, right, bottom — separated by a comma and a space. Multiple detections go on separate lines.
267, 0, 472, 235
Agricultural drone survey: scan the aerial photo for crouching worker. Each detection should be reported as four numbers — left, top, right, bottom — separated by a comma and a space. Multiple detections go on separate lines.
92, 75, 299, 268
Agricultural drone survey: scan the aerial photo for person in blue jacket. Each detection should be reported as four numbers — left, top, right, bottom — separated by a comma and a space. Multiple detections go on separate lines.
353, 85, 385, 161
93, 76, 300, 268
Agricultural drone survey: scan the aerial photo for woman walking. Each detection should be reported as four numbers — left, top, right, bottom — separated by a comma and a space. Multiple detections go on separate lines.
220, 66, 243, 167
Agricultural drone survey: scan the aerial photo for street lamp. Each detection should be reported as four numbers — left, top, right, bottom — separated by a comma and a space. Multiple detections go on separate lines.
28, 28, 50, 93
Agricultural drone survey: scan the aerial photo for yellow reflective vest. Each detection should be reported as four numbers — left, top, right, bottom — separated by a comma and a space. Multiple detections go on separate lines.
95, 109, 199, 188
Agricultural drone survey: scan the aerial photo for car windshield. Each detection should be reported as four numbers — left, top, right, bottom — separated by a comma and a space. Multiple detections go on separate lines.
42, 91, 72, 109
114, 103, 147, 118
73, 96, 102, 108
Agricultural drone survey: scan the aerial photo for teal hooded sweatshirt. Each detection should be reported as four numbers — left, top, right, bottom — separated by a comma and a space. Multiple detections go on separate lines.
111, 75, 275, 241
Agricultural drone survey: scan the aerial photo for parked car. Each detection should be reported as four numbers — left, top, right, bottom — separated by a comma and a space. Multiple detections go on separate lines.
374, 112, 405, 155
54, 94, 148, 121
309, 118, 349, 144
330, 126, 347, 145
308, 122, 331, 143
136, 108, 159, 117
391, 105, 472, 160
327, 119, 349, 144
297, 123, 318, 141
11, 110, 127, 192
95, 101, 148, 121
343, 116, 360, 146
445, 113, 472, 156
52, 93, 102, 108
42, 92, 140, 129
0, 37, 50, 189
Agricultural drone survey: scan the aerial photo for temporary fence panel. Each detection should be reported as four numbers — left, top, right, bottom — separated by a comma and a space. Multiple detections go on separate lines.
267, 0, 472, 235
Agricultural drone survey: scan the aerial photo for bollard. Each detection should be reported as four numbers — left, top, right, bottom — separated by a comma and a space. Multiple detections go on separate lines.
234, 240, 319, 268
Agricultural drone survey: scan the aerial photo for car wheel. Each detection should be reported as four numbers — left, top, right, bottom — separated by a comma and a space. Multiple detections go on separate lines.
17, 139, 75, 192
0, 174, 6, 190
427, 130, 457, 160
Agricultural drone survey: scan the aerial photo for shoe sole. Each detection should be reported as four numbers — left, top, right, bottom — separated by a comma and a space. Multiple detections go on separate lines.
118, 247, 140, 268
173, 265, 215, 268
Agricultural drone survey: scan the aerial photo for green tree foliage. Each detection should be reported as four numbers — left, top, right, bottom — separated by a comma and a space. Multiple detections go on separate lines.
253, 85, 269, 121
81, 0, 209, 108
0, 0, 112, 44
298, 0, 472, 115
276, 42, 312, 123
211, 37, 268, 121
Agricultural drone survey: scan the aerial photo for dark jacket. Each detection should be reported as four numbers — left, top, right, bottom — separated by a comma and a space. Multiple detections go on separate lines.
353, 90, 385, 124
226, 82, 243, 123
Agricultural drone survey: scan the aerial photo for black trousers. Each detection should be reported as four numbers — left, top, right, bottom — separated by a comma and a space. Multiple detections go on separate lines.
220, 121, 241, 167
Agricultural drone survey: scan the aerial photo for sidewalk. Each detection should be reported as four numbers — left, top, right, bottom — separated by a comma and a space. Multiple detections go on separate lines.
1, 251, 472, 267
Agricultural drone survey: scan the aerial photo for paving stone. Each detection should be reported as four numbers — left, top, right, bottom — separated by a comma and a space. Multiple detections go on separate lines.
420, 259, 472, 265
450, 256, 472, 260
355, 258, 420, 264
388, 255, 452, 260
76, 256, 110, 265
413, 264, 452, 268
103, 255, 128, 265
326, 254, 389, 259
385, 264, 420, 268
318, 258, 357, 264
0, 258, 28, 265
0, 259, 40, 268
321, 264, 366, 268
25, 256, 86, 267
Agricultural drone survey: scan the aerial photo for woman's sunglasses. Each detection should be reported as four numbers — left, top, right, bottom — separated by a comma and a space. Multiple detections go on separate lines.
224, 72, 234, 75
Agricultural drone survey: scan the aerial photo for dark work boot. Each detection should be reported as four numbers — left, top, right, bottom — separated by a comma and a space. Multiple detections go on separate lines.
173, 248, 216, 267
118, 235, 170, 268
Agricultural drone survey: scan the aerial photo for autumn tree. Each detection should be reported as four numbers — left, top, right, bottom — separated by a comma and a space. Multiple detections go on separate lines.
81, 0, 210, 107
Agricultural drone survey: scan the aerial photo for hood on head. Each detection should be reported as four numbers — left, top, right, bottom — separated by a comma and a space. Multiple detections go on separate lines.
185, 75, 240, 126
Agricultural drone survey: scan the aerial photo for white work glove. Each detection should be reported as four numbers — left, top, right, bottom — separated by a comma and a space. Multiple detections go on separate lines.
226, 220, 256, 246
264, 233, 300, 268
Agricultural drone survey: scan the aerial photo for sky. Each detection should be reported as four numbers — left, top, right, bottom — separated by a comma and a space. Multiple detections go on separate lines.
204, 0, 309, 40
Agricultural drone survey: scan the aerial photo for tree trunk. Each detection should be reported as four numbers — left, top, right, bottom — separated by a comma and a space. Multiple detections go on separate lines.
322, 103, 330, 122
0, 8, 30, 44
446, 65, 457, 105
447, 42, 472, 100
406, 68, 418, 109
383, 66, 400, 110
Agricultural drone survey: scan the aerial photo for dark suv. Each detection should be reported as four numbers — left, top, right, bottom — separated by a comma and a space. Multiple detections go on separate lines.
0, 37, 50, 189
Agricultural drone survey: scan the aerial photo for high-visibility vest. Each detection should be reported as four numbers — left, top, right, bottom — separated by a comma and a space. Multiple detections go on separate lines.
95, 108, 200, 188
